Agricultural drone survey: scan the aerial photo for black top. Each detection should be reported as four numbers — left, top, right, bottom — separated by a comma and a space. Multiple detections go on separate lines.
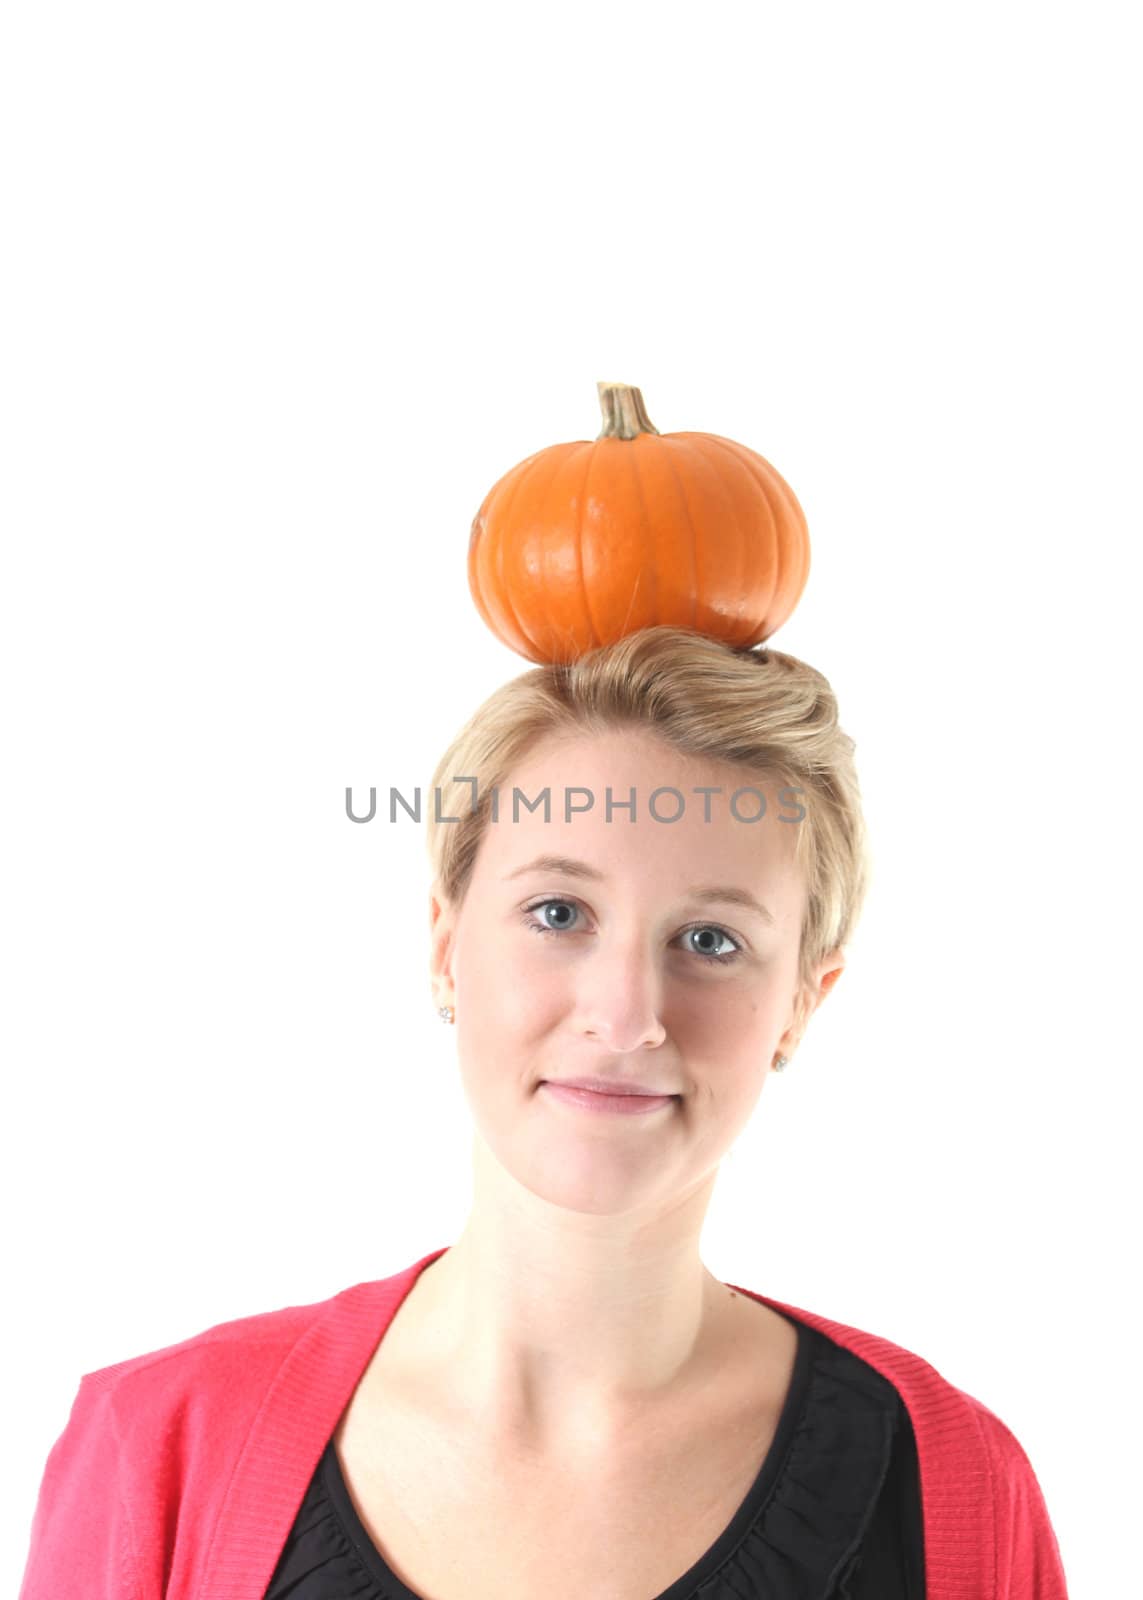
264, 1320, 926, 1599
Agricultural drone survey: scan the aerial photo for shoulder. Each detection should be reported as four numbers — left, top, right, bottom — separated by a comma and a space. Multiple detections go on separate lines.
22, 1286, 346, 1597
954, 1392, 1070, 1588
741, 1287, 1071, 1591
738, 1285, 1037, 1469
22, 1258, 435, 1599
68, 1254, 437, 1442
81, 1282, 340, 1396
68, 1278, 366, 1468
735, 1285, 968, 1408
960, 1390, 1066, 1532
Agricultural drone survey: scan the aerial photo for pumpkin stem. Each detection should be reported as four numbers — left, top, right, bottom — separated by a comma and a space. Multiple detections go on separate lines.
596, 381, 661, 440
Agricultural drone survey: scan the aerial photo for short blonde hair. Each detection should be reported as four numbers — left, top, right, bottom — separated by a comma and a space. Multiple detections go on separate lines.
425, 625, 871, 993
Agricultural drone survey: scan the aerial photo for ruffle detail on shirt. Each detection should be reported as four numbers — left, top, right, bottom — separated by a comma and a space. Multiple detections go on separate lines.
262, 1453, 393, 1599
655, 1329, 904, 1600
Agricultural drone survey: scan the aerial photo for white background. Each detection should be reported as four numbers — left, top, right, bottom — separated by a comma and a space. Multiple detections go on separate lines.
4, 4, 1139, 1593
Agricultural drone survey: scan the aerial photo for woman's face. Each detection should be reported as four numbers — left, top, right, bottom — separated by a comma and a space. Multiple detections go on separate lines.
430, 726, 840, 1216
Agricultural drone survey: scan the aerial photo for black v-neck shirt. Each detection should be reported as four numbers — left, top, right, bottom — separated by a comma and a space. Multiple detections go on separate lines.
264, 1320, 926, 1599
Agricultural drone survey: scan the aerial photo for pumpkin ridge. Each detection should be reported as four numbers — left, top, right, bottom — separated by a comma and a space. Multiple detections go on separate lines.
573, 439, 604, 654
654, 437, 700, 630
622, 435, 660, 636
471, 467, 532, 658
536, 440, 596, 663
690, 432, 785, 633
496, 447, 560, 662
746, 437, 810, 604
676, 433, 753, 638
703, 432, 810, 617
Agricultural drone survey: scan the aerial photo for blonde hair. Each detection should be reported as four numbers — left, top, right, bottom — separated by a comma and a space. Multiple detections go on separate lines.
424, 625, 871, 994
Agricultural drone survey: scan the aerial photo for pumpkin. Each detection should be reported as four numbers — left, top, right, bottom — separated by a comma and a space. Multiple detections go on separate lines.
467, 381, 811, 664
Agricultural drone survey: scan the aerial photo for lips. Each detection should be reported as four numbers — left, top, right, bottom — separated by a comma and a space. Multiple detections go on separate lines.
542, 1077, 678, 1097
539, 1081, 678, 1116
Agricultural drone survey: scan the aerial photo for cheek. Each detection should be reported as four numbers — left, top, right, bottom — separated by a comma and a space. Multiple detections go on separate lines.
485, 924, 579, 992
672, 979, 773, 1041
460, 928, 563, 1035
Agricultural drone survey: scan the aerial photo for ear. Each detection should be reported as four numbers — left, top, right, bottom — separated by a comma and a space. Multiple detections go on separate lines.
817, 953, 845, 1002
429, 882, 458, 1006
778, 949, 846, 1059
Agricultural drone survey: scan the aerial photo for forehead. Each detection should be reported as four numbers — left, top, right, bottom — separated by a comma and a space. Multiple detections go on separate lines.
505, 724, 765, 791
473, 727, 802, 896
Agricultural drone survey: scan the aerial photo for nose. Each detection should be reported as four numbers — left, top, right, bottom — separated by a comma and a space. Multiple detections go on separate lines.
577, 940, 668, 1053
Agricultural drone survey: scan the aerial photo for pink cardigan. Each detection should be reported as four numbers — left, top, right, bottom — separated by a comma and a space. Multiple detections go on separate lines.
19, 1244, 1069, 1599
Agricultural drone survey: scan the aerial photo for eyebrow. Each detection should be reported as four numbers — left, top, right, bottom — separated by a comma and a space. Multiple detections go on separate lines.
504, 854, 776, 926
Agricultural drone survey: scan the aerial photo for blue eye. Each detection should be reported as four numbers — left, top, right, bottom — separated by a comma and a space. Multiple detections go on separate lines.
520, 898, 743, 966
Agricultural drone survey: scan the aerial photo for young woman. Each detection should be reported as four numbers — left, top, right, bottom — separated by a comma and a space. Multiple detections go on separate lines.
20, 627, 1069, 1599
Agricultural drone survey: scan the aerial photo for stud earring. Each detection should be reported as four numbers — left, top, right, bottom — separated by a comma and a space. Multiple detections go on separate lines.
773, 1053, 789, 1072
438, 1005, 455, 1024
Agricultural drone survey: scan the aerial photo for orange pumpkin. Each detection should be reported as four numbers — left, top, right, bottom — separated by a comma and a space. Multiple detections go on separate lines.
467, 381, 811, 664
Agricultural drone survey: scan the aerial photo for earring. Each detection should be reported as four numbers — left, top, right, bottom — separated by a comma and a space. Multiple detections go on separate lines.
438, 1005, 455, 1024
773, 1053, 789, 1072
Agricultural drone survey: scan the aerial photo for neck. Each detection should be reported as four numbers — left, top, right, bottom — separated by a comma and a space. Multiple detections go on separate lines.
390, 1132, 745, 1453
